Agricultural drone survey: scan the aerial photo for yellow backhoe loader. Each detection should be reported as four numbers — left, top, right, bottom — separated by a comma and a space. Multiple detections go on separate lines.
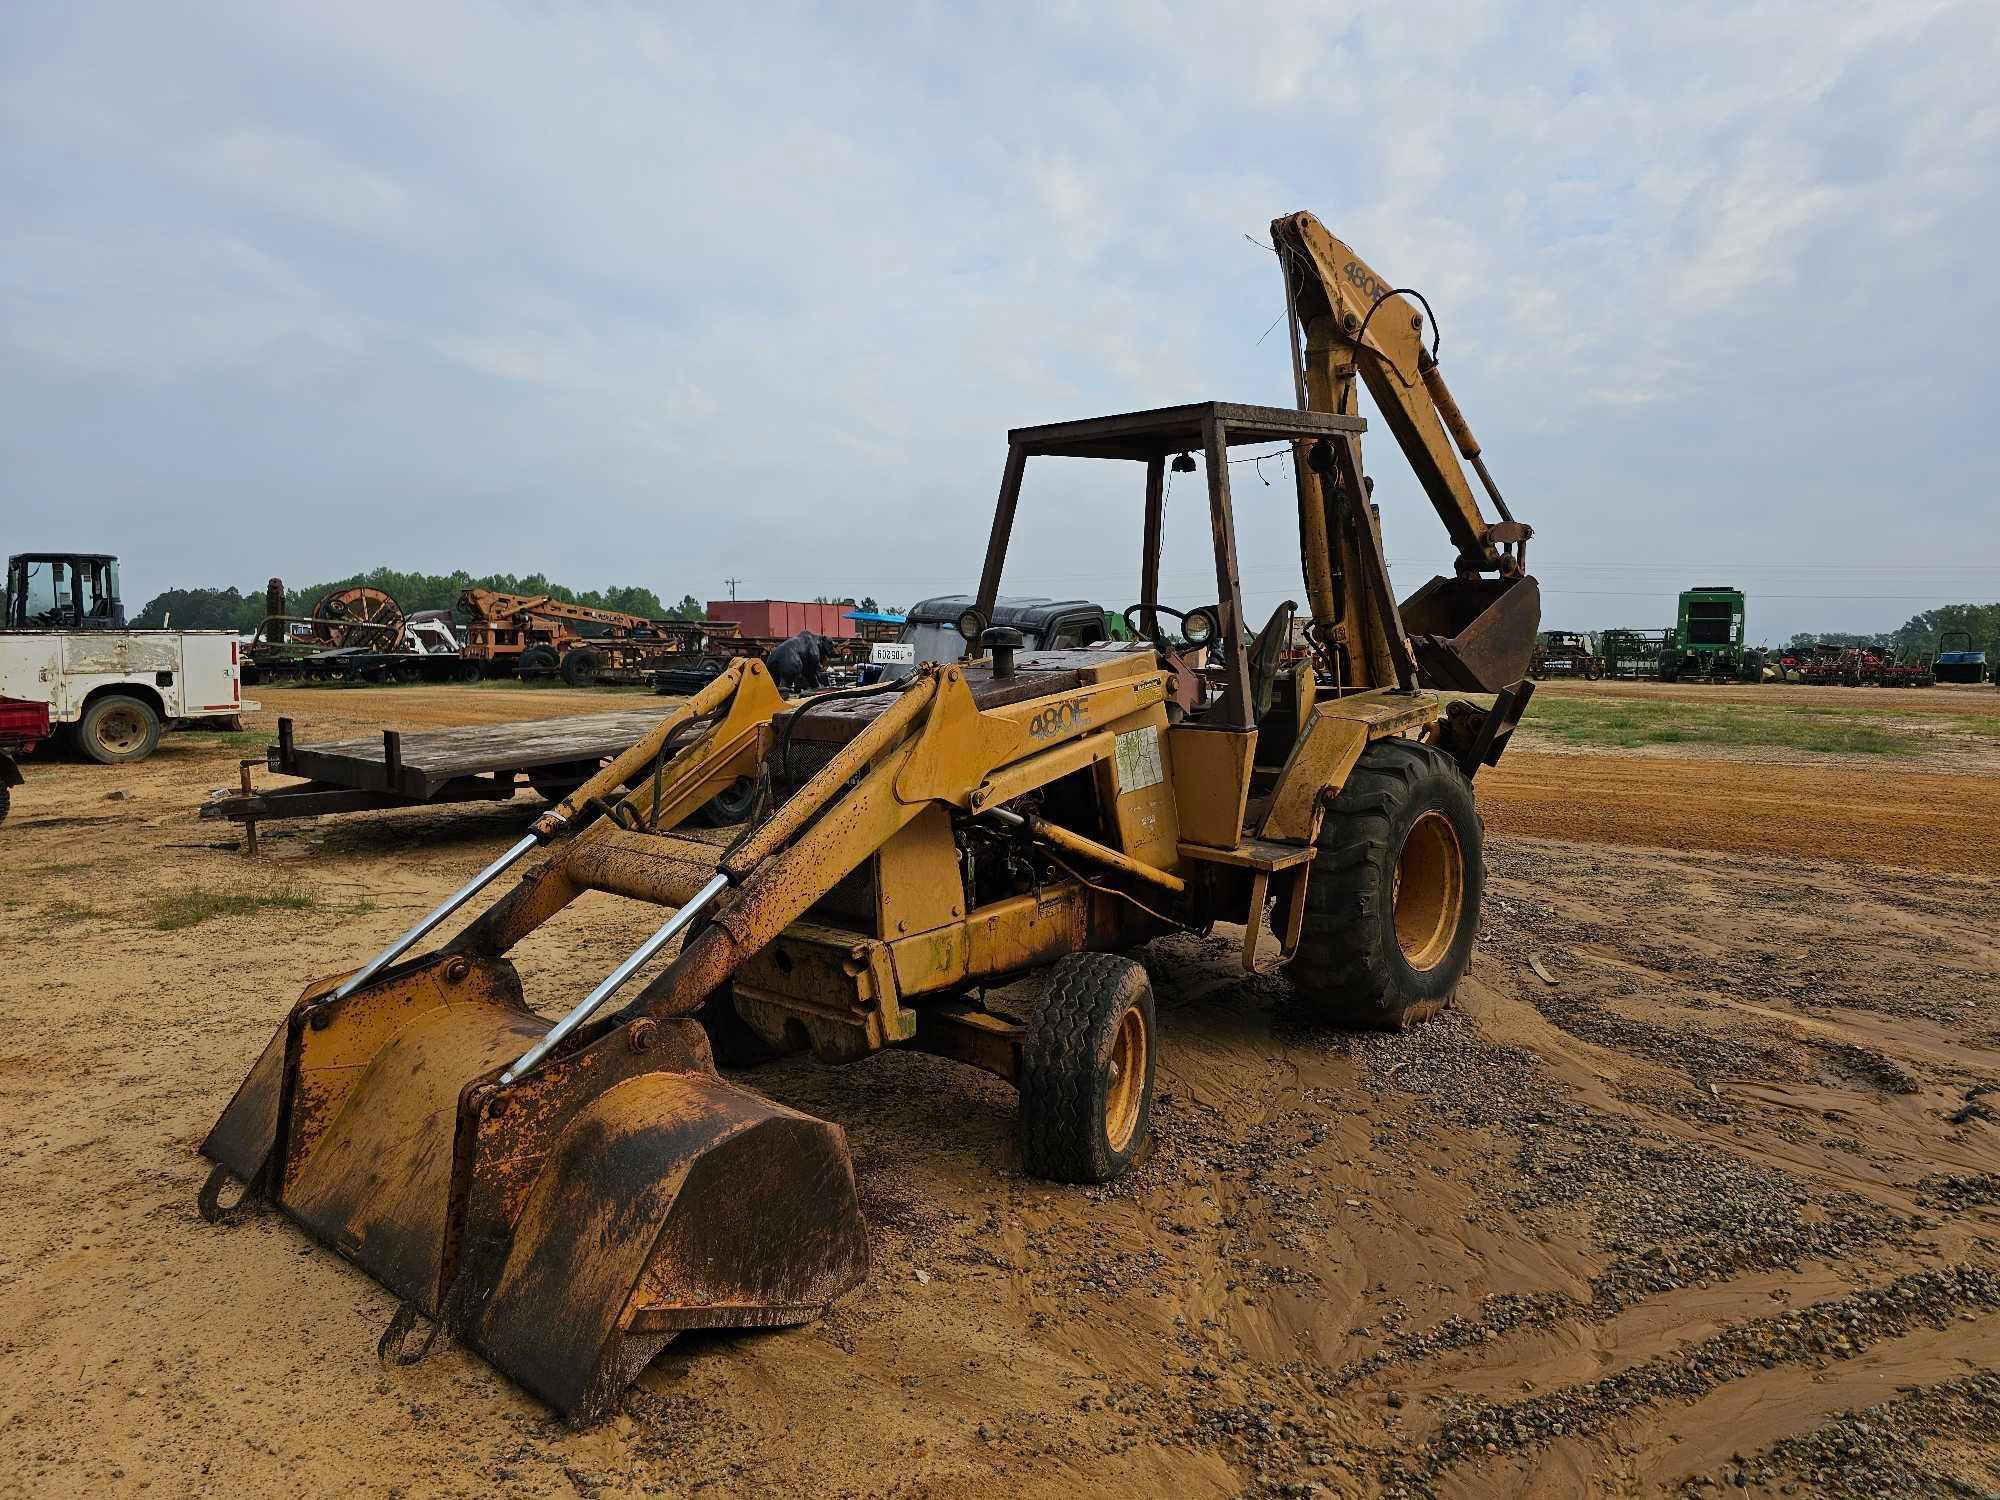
199, 211, 1540, 1422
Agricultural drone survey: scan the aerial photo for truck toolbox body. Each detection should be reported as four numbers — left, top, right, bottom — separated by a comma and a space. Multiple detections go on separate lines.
0, 629, 252, 728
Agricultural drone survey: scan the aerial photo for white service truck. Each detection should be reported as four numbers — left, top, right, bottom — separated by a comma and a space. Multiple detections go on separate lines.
0, 629, 250, 763
2, 551, 253, 764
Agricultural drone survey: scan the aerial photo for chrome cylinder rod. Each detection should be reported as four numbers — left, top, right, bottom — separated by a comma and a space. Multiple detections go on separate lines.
499, 871, 729, 1086
331, 830, 542, 1001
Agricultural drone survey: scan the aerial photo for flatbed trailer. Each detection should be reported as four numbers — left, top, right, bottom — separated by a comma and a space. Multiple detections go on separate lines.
242, 646, 483, 686
200, 708, 672, 851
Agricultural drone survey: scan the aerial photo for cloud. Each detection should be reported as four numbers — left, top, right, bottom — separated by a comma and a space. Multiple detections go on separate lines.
0, 0, 1992, 642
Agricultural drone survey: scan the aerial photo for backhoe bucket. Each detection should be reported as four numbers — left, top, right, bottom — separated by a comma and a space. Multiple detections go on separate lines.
200, 952, 869, 1424
1398, 573, 1542, 693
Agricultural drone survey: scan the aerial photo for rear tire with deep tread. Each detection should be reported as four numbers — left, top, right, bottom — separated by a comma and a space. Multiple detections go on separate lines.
1288, 738, 1481, 1030
1018, 953, 1156, 1184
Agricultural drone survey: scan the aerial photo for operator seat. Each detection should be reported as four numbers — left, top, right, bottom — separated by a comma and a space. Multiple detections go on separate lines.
1246, 600, 1299, 720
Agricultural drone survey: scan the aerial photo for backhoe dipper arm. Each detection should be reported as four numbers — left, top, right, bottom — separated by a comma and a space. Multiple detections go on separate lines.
1271, 212, 1528, 580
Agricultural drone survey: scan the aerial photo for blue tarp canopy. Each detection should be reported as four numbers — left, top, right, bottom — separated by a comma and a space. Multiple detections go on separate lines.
844, 609, 906, 624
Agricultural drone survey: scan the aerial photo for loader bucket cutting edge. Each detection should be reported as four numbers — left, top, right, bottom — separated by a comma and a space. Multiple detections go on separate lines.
200, 952, 870, 1424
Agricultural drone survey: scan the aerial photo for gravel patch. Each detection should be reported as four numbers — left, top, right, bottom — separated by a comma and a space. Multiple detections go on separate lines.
1746, 1370, 2000, 1498
1395, 1266, 2000, 1489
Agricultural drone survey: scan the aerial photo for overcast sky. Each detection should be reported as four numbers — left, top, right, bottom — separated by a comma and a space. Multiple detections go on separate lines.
4, 1, 1995, 644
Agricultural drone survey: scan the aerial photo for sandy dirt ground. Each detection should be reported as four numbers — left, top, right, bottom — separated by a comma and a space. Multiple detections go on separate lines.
2, 680, 1996, 1498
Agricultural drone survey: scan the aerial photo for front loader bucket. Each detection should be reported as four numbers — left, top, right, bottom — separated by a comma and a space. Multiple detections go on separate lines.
200, 952, 869, 1424
1398, 572, 1542, 692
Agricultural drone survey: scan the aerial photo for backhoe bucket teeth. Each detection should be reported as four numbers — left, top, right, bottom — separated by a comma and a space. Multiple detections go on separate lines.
1399, 573, 1542, 693
200, 953, 869, 1424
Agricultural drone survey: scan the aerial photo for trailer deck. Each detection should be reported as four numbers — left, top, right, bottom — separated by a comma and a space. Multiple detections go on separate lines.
201, 707, 671, 851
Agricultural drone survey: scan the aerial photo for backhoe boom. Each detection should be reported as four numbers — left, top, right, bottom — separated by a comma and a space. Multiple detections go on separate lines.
1272, 211, 1537, 691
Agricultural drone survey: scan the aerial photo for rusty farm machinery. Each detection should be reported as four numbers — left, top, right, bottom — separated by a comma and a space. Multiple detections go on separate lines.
456, 588, 741, 687
244, 583, 476, 686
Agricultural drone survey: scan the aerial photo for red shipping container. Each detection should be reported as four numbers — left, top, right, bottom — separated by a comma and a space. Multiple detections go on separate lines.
705, 600, 857, 640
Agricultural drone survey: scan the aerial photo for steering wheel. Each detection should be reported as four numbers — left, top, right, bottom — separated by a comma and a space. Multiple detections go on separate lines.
1122, 603, 1187, 652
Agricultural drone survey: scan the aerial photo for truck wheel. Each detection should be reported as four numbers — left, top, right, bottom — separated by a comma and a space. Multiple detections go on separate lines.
1289, 739, 1480, 1030
519, 646, 559, 679
1019, 953, 1156, 1184
454, 660, 484, 684
559, 649, 602, 688
78, 694, 162, 765
394, 661, 424, 685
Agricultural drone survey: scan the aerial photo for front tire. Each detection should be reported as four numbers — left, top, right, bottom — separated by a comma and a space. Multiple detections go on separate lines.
692, 982, 788, 1068
1289, 738, 1480, 1030
692, 775, 759, 826
77, 694, 162, 765
1019, 953, 1157, 1184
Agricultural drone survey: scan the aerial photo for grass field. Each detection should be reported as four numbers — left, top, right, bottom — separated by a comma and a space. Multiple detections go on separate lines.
1523, 696, 1975, 756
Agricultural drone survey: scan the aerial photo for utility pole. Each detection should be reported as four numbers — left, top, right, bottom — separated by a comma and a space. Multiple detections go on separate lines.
725, 576, 741, 601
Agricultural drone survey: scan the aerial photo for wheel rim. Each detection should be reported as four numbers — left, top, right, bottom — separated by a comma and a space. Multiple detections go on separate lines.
1392, 810, 1465, 972
95, 706, 146, 754
1103, 1005, 1147, 1153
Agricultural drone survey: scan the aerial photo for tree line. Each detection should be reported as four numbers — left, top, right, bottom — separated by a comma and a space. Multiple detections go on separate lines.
1785, 602, 2000, 656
